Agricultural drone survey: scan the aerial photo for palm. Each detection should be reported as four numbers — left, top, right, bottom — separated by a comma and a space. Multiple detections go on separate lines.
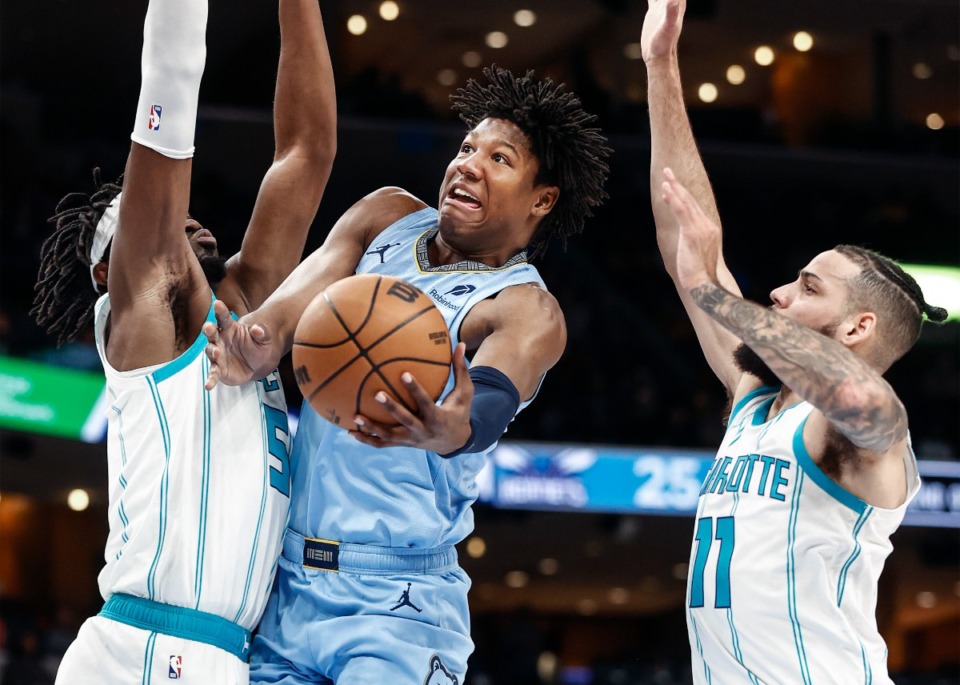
641, 0, 684, 62
203, 303, 275, 387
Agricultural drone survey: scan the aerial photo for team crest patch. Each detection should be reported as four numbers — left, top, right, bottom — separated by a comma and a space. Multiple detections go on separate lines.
424, 655, 458, 685
168, 655, 182, 679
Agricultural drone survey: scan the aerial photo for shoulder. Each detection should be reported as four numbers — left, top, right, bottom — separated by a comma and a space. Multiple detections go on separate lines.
355, 186, 429, 218
481, 283, 565, 338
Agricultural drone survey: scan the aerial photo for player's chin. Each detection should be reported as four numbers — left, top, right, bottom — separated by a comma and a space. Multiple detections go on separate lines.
439, 200, 483, 224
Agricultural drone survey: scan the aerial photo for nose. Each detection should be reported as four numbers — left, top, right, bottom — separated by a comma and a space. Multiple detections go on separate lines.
456, 155, 481, 180
769, 285, 789, 309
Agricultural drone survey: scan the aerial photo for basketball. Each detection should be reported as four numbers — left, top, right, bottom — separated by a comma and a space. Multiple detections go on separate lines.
291, 273, 452, 427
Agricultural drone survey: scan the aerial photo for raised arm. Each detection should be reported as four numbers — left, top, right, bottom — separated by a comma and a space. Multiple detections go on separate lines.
204, 188, 425, 387
642, 0, 744, 395
662, 170, 908, 461
222, 0, 337, 314
106, 0, 211, 371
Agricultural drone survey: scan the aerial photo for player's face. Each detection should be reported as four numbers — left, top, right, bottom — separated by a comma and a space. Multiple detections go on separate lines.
185, 216, 227, 286
768, 250, 861, 338
437, 118, 553, 250
185, 217, 218, 259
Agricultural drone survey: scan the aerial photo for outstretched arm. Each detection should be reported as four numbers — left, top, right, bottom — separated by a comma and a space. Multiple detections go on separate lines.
222, 0, 337, 315
106, 0, 211, 371
204, 188, 425, 387
662, 170, 908, 454
643, 0, 744, 395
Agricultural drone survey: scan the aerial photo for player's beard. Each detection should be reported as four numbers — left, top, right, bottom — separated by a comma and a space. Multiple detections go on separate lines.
732, 321, 839, 389
199, 254, 228, 288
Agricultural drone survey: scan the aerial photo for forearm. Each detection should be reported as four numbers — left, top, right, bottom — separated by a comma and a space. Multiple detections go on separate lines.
690, 281, 907, 450
647, 56, 721, 259
274, 0, 336, 158
131, 0, 207, 159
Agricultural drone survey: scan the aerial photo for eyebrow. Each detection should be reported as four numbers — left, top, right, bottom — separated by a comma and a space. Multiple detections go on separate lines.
799, 269, 824, 283
465, 134, 522, 157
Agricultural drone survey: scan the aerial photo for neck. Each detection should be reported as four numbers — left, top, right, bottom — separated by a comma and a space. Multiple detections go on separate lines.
430, 232, 525, 269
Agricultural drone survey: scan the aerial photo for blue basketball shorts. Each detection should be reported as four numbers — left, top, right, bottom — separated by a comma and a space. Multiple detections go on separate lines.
249, 529, 474, 684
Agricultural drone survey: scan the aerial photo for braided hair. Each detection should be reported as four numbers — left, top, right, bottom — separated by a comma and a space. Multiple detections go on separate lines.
32, 168, 123, 346
450, 65, 611, 258
835, 244, 948, 368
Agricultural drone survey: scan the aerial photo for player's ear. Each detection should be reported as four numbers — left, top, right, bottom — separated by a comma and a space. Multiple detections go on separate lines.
93, 261, 109, 289
841, 310, 877, 347
532, 186, 559, 217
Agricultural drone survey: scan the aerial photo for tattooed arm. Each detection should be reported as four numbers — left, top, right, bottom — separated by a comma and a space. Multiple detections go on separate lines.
660, 167, 911, 507
688, 282, 907, 452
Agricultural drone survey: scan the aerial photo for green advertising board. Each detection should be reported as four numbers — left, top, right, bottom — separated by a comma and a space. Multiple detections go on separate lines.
0, 356, 106, 441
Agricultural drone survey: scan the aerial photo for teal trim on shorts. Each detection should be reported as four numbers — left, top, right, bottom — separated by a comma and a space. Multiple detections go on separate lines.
100, 593, 251, 661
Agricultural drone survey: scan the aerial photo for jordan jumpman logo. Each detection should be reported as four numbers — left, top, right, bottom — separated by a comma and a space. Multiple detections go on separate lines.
366, 242, 401, 264
390, 582, 422, 613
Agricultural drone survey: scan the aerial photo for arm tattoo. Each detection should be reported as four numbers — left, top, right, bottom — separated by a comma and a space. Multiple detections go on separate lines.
689, 282, 907, 451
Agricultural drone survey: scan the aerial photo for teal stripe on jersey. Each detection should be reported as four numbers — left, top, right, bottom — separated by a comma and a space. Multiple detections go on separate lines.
151, 297, 217, 384
837, 507, 873, 607
724, 493, 759, 684
861, 641, 873, 684
195, 355, 213, 605
112, 399, 133, 552
726, 608, 760, 685
728, 386, 778, 426
146, 377, 172, 601
689, 610, 712, 684
234, 384, 271, 625
786, 470, 812, 685
793, 417, 868, 514
142, 631, 157, 685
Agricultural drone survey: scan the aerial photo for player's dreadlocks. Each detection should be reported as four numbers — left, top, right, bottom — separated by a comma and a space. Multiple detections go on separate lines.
32, 168, 123, 346
835, 244, 948, 368
450, 65, 611, 258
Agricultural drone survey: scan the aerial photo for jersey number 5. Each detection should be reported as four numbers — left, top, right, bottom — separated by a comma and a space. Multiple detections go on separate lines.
689, 516, 734, 609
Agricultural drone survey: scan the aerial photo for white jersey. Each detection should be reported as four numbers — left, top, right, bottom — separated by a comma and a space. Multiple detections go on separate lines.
93, 294, 291, 631
687, 386, 920, 685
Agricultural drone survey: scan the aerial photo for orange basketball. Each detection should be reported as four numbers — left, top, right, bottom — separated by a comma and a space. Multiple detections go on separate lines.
292, 274, 452, 428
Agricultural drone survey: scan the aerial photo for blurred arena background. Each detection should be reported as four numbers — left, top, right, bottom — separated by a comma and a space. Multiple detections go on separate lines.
1, 1, 958, 683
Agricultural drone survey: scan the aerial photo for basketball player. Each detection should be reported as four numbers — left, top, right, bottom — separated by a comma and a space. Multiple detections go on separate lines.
31, 0, 335, 682
202, 66, 611, 683
641, 1, 948, 683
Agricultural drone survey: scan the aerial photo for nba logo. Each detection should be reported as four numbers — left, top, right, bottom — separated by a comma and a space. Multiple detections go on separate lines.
149, 104, 162, 131
168, 655, 182, 679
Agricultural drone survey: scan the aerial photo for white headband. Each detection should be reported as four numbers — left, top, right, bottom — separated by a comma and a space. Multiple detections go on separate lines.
89, 191, 122, 291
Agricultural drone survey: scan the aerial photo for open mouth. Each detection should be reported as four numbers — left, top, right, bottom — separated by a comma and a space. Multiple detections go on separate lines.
447, 188, 482, 210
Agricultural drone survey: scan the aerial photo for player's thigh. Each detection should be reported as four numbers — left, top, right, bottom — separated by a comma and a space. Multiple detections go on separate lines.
336, 650, 465, 685
56, 615, 248, 684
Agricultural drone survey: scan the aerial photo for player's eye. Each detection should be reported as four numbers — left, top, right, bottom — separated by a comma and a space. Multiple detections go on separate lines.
492, 152, 509, 164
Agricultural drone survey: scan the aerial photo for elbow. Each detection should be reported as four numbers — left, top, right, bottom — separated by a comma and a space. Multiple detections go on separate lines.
833, 377, 908, 451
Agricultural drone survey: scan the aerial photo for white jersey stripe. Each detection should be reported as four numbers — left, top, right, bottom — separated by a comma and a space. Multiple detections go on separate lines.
786, 468, 812, 685
837, 509, 871, 607
195, 355, 212, 604
140, 632, 154, 685
145, 376, 171, 601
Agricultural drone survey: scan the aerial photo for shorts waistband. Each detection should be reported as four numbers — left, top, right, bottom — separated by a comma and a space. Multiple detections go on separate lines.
99, 594, 251, 661
283, 528, 459, 575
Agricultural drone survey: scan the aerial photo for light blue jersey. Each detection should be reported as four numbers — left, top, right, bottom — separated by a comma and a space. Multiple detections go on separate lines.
687, 387, 919, 685
289, 206, 545, 548
251, 207, 547, 684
